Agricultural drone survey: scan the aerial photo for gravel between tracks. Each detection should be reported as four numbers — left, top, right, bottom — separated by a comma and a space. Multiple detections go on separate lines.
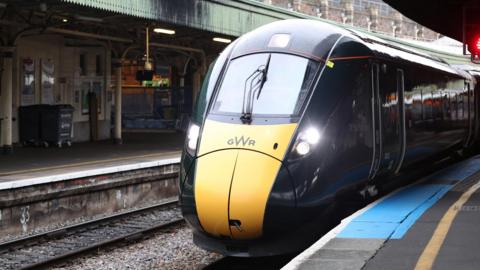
51, 224, 222, 270
0, 198, 177, 244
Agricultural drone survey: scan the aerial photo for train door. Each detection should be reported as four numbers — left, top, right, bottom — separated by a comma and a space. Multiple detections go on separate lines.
395, 70, 406, 173
368, 63, 382, 180
371, 63, 406, 178
472, 75, 480, 145
465, 81, 475, 147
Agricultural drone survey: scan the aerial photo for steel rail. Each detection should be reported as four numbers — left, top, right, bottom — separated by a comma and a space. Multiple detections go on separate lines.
0, 198, 183, 270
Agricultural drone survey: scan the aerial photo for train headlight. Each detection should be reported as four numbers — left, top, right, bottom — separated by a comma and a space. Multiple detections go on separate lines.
296, 141, 311, 155
301, 127, 321, 145
187, 123, 200, 154
293, 127, 322, 157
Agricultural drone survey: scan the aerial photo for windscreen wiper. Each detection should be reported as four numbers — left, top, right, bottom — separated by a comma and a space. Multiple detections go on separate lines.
240, 55, 271, 124
241, 67, 264, 124
253, 54, 270, 100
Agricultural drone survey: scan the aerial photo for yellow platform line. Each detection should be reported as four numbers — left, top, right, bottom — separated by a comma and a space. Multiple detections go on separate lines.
415, 181, 480, 270
0, 151, 181, 177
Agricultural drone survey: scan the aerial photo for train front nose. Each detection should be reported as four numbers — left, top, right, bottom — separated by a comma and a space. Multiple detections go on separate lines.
195, 149, 282, 239
193, 119, 297, 240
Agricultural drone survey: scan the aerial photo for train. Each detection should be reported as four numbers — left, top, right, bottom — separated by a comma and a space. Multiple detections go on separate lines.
178, 19, 480, 257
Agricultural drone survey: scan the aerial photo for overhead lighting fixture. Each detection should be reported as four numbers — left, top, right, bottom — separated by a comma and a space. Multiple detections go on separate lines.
213, 37, 232, 44
39, 3, 47, 12
153, 28, 175, 35
62, 18, 68, 23
74, 14, 103, 23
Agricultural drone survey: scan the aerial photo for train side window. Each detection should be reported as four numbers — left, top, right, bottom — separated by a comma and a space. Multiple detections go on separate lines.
452, 94, 458, 121
433, 90, 442, 121
458, 93, 463, 120
442, 93, 450, 121
422, 88, 433, 121
470, 84, 475, 121
411, 85, 423, 125
464, 91, 467, 120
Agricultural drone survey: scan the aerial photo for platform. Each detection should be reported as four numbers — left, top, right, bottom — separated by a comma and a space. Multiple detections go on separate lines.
284, 156, 480, 270
0, 132, 184, 239
0, 131, 184, 188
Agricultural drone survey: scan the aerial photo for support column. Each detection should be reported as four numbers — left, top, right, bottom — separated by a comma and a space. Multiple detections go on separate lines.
292, 0, 302, 12
1, 48, 14, 154
393, 13, 403, 37
414, 24, 424, 40
367, 6, 379, 32
341, 0, 354, 25
192, 69, 202, 105
113, 59, 122, 145
317, 0, 329, 19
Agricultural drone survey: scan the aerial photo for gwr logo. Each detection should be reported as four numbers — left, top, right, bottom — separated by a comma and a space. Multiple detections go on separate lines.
227, 136, 256, 147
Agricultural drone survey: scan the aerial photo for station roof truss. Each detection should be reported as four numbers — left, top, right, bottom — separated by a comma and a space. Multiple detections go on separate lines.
59, 0, 303, 37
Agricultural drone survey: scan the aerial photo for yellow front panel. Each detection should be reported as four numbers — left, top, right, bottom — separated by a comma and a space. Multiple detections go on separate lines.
195, 119, 297, 239
195, 150, 238, 237
229, 150, 282, 239
198, 119, 297, 160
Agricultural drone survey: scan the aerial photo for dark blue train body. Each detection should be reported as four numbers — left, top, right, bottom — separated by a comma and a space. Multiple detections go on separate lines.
179, 19, 480, 257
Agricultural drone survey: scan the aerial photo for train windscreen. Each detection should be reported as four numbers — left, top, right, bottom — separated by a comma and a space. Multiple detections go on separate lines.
211, 53, 319, 117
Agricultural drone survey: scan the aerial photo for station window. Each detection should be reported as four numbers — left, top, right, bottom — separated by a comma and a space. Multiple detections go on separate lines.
95, 55, 103, 76
79, 54, 87, 76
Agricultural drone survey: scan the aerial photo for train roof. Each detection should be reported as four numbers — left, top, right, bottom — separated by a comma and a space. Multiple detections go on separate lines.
347, 28, 462, 76
232, 19, 476, 79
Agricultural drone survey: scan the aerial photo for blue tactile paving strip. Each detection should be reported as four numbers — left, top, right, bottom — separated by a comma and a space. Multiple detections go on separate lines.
338, 157, 480, 239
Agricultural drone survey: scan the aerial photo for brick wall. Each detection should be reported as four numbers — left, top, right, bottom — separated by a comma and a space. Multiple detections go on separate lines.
260, 0, 439, 41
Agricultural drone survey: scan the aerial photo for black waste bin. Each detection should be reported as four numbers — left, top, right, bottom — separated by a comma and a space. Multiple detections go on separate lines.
19, 105, 48, 146
40, 105, 74, 147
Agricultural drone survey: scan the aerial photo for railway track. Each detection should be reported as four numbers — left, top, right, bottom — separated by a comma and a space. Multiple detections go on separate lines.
0, 198, 183, 270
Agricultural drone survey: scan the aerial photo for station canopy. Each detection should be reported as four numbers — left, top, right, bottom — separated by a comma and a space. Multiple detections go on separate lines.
0, 0, 314, 58
0, 0, 475, 65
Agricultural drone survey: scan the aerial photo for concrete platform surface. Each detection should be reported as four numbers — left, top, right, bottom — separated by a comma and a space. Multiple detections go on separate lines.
283, 156, 480, 270
0, 132, 184, 189
0, 132, 184, 238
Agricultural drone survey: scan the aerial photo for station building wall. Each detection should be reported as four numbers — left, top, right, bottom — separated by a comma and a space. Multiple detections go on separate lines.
12, 35, 112, 143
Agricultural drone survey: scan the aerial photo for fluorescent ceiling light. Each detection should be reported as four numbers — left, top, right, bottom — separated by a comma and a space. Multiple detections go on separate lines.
153, 28, 175, 35
213, 37, 232, 44
74, 15, 103, 23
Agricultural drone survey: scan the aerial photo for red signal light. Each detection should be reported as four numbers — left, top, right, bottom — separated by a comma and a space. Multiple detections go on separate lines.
468, 35, 480, 56
467, 35, 480, 63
